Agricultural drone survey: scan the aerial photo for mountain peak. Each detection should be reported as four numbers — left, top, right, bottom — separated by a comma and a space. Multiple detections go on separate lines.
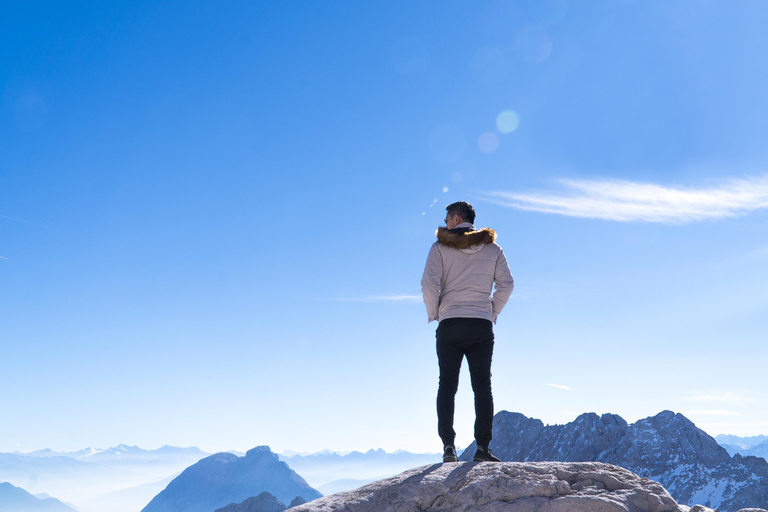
141, 447, 321, 512
245, 446, 276, 458
460, 410, 768, 511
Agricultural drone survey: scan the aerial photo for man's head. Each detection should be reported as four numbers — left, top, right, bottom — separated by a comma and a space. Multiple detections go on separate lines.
444, 201, 476, 229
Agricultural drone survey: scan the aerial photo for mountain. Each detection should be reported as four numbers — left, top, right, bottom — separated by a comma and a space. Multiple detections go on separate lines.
2, 446, 211, 512
0, 481, 77, 512
287, 461, 725, 512
213, 492, 287, 512
459, 410, 768, 512
715, 434, 768, 461
14, 445, 209, 464
719, 441, 768, 461
277, 448, 439, 491
141, 446, 321, 512
716, 434, 768, 450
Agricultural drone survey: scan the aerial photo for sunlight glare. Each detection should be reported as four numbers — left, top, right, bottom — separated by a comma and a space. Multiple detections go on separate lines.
496, 110, 520, 133
478, 132, 499, 154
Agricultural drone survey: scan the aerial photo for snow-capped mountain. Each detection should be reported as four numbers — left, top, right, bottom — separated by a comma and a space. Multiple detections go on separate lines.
13, 445, 208, 463
717, 436, 768, 461
460, 410, 768, 512
715, 434, 768, 451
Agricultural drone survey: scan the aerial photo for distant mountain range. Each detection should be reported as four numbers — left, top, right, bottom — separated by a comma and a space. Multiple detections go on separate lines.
715, 434, 768, 461
715, 434, 768, 450
14, 445, 209, 463
277, 448, 439, 493
0, 481, 77, 512
460, 410, 768, 512
1, 445, 212, 512
141, 446, 321, 512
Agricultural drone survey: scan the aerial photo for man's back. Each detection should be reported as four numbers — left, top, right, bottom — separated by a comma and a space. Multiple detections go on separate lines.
421, 225, 514, 324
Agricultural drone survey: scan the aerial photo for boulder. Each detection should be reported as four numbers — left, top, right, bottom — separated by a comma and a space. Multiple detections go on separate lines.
289, 461, 722, 512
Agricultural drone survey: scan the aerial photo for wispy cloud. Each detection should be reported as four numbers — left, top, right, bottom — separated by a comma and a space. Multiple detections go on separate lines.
682, 391, 755, 405
545, 383, 572, 391
330, 295, 422, 303
682, 409, 742, 417
1, 213, 53, 229
480, 175, 768, 223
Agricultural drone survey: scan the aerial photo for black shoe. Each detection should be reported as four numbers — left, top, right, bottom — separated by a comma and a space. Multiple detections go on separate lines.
442, 445, 458, 463
473, 445, 500, 462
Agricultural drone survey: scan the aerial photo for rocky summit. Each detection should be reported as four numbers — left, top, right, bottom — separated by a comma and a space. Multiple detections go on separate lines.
459, 411, 768, 512
287, 461, 752, 512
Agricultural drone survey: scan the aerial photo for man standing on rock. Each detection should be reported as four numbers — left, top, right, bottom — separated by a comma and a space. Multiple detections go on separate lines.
421, 201, 514, 463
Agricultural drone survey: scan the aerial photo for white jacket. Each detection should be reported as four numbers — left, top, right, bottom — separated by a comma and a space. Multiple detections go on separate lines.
421, 224, 514, 324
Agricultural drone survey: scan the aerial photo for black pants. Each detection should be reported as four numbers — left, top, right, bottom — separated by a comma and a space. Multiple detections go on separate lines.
436, 317, 494, 448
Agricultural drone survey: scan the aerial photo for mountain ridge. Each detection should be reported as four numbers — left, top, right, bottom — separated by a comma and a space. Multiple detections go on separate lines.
459, 410, 768, 512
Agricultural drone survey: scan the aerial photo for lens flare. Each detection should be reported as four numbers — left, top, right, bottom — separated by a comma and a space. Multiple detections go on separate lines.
442, 186, 449, 193
513, 25, 552, 63
478, 132, 500, 154
496, 110, 520, 133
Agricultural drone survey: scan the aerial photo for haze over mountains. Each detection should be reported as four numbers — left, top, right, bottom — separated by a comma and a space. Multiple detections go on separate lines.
716, 434, 768, 460
278, 448, 439, 495
0, 482, 77, 512
4, 418, 768, 512
1, 445, 211, 512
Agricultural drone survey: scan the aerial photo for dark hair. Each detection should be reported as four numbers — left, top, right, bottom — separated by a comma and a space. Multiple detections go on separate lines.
446, 201, 476, 224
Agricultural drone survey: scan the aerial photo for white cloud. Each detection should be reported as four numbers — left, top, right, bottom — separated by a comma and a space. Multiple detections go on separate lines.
545, 383, 572, 391
480, 174, 768, 223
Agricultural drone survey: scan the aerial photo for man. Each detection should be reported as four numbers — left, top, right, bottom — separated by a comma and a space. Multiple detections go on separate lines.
421, 201, 514, 463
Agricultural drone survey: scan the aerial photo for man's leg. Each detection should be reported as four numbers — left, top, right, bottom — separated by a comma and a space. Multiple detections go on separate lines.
436, 319, 466, 447
464, 319, 495, 449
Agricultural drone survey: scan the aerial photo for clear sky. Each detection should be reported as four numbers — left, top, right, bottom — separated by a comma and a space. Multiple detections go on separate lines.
2, 1, 768, 455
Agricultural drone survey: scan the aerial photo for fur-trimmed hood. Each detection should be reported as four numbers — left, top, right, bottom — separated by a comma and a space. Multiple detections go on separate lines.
436, 227, 497, 252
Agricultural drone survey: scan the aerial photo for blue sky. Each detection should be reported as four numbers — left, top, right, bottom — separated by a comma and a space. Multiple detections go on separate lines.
2, 0, 768, 455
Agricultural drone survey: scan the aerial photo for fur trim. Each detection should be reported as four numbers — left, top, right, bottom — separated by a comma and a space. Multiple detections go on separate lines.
435, 227, 496, 249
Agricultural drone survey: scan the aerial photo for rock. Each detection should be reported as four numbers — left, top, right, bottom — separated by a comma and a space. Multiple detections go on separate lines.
214, 492, 287, 512
461, 411, 768, 512
289, 496, 307, 508
288, 461, 698, 512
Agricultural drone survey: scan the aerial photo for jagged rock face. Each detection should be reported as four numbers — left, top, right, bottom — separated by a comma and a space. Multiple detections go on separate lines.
289, 496, 307, 508
289, 461, 694, 512
460, 411, 768, 512
212, 491, 308, 512
213, 492, 287, 512
141, 446, 322, 512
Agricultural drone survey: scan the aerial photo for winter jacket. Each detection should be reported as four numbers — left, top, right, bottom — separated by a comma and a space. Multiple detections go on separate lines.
421, 223, 514, 324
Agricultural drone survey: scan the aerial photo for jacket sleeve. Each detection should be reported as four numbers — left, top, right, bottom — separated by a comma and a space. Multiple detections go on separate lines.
491, 248, 514, 324
421, 244, 442, 323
